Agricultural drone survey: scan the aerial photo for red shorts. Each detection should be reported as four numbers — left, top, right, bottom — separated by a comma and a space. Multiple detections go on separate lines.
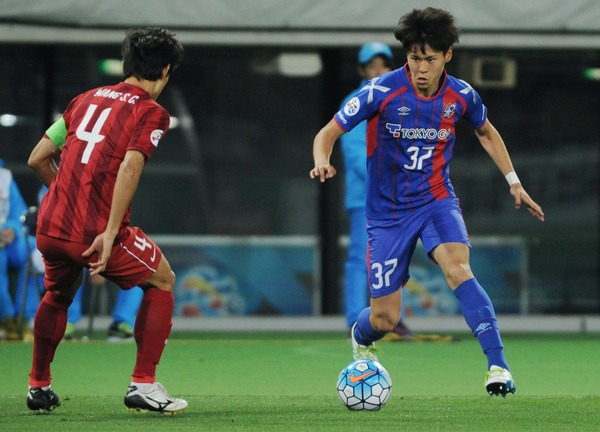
37, 226, 163, 290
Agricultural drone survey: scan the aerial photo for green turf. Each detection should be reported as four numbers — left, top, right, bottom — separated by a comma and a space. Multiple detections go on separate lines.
1, 332, 599, 431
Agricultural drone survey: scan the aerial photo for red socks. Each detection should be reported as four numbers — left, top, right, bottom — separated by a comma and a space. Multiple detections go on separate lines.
29, 291, 71, 387
131, 289, 174, 383
29, 288, 175, 386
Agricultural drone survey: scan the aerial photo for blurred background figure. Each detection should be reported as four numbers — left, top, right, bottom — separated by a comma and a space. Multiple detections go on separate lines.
0, 159, 30, 340
339, 42, 414, 339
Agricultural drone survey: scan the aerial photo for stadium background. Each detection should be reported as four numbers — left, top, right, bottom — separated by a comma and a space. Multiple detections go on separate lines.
0, 0, 598, 323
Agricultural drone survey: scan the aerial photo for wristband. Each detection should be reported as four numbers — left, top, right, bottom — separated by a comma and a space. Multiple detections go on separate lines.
505, 171, 520, 186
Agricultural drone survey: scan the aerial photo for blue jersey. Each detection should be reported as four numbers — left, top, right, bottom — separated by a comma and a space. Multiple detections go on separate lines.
334, 65, 487, 219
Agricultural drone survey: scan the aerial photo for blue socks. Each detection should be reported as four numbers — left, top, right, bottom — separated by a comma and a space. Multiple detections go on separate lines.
353, 307, 386, 346
353, 280, 509, 371
454, 278, 508, 370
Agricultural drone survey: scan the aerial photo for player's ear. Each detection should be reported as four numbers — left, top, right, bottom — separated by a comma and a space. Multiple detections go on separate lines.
162, 64, 171, 78
444, 48, 453, 63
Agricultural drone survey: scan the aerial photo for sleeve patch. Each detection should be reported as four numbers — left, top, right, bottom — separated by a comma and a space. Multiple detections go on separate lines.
150, 129, 164, 147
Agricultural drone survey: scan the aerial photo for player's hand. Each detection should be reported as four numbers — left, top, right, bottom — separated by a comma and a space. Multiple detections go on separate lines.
82, 232, 116, 276
0, 228, 15, 247
310, 164, 337, 183
510, 184, 544, 222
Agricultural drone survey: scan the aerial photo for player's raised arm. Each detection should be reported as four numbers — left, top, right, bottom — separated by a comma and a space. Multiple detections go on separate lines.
474, 119, 544, 221
310, 119, 345, 183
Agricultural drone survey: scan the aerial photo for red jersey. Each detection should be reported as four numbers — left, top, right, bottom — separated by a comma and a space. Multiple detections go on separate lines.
38, 82, 170, 244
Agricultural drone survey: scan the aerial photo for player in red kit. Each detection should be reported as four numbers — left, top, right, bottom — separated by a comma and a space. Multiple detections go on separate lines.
26, 27, 186, 414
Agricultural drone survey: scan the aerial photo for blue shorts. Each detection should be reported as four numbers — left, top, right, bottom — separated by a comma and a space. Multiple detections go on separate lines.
366, 197, 470, 298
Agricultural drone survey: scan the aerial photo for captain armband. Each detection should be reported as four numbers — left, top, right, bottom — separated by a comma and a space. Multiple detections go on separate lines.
45, 117, 67, 149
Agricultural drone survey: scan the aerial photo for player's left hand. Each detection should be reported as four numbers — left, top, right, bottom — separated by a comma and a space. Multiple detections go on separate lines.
510, 184, 544, 221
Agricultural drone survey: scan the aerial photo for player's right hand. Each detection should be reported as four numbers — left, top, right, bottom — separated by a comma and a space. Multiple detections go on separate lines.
310, 164, 336, 183
82, 231, 116, 275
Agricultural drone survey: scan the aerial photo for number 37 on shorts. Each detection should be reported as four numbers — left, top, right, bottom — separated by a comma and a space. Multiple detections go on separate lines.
369, 258, 403, 297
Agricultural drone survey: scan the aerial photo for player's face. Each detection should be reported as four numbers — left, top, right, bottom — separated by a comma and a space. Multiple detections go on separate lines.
362, 57, 392, 80
406, 44, 452, 97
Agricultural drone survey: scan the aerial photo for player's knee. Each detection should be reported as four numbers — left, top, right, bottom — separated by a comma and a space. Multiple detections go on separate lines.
168, 270, 176, 291
443, 261, 473, 288
157, 270, 176, 293
45, 290, 73, 308
370, 310, 400, 333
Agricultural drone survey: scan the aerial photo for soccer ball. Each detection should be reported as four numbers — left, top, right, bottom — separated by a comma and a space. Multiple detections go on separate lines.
336, 359, 392, 411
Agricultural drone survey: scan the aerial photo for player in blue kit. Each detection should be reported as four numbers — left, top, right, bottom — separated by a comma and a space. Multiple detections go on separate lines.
310, 7, 544, 396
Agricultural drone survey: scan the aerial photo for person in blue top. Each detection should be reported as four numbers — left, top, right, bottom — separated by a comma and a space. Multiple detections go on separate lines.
340, 41, 412, 338
0, 159, 31, 340
311, 7, 544, 397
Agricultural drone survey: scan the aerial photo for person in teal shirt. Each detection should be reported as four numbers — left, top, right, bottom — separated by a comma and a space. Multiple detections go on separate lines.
339, 42, 412, 338
0, 159, 30, 340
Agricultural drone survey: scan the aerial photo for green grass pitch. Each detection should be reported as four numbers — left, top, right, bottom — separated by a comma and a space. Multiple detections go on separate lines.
1, 332, 599, 431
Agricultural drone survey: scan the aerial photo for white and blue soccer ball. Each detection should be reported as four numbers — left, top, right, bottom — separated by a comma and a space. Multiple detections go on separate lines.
337, 359, 392, 411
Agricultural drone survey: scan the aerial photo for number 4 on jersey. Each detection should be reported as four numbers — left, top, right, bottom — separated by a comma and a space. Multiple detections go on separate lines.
76, 104, 112, 164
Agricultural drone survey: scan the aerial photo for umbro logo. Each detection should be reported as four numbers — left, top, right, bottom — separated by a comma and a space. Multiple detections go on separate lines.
475, 323, 492, 334
398, 106, 411, 116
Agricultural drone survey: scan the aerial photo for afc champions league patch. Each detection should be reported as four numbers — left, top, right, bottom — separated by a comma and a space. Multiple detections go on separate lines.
344, 97, 361, 116
150, 129, 164, 147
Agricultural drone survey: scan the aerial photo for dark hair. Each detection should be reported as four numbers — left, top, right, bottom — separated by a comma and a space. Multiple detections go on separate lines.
121, 27, 184, 80
361, 54, 395, 71
394, 8, 460, 54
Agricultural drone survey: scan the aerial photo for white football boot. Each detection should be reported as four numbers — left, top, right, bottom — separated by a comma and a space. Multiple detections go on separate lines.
351, 323, 380, 361
485, 365, 516, 397
124, 382, 188, 414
